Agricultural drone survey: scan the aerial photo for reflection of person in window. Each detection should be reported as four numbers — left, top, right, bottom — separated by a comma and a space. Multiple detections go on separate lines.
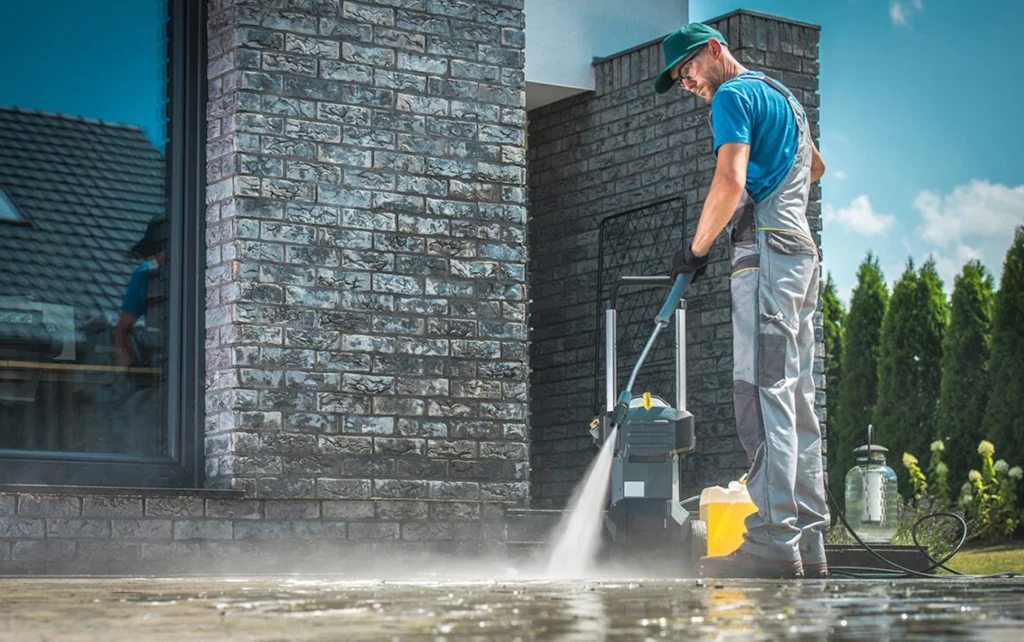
113, 215, 166, 368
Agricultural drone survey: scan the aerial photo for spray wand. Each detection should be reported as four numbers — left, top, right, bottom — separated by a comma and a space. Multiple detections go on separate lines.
610, 272, 692, 428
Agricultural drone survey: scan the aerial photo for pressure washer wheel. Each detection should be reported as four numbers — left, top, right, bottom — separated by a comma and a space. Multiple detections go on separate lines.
689, 519, 707, 565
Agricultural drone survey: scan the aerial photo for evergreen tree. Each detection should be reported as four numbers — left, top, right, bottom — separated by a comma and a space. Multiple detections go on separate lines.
936, 260, 994, 486
983, 227, 1024, 470
820, 273, 845, 498
875, 258, 949, 496
832, 254, 887, 505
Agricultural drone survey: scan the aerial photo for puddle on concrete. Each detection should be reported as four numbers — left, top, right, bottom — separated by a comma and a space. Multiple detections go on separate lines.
1, 575, 1022, 640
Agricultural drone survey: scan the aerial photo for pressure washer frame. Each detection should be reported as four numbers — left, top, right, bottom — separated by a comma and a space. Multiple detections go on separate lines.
591, 275, 697, 547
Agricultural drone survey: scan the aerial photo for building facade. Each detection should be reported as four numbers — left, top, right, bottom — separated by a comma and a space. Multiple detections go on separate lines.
0, 0, 823, 572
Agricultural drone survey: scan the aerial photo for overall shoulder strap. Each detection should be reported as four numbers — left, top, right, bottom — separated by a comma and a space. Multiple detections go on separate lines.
754, 74, 807, 126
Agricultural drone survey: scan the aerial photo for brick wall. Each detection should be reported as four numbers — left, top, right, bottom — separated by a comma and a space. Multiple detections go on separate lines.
0, 490, 504, 572
202, 0, 531, 520
527, 10, 824, 507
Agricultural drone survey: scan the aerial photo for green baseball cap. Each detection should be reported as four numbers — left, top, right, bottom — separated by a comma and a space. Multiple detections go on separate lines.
653, 23, 728, 94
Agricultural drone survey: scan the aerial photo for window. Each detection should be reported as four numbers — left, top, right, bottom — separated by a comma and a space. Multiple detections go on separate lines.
0, 188, 25, 223
0, 0, 205, 487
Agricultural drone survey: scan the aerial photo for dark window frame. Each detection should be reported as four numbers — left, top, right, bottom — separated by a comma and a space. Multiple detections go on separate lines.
0, 0, 207, 488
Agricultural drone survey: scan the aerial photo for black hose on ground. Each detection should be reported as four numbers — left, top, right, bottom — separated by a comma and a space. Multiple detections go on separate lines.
824, 482, 1021, 580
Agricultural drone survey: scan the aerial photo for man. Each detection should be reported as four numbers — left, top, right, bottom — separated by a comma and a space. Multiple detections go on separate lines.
113, 214, 167, 368
654, 23, 830, 579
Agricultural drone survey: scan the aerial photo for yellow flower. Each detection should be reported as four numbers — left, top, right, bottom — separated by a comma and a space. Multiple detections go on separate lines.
903, 452, 919, 467
978, 441, 995, 456
930, 440, 945, 453
969, 470, 982, 482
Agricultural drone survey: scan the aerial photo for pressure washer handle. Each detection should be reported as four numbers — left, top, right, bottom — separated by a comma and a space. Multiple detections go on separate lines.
612, 390, 632, 426
655, 273, 691, 326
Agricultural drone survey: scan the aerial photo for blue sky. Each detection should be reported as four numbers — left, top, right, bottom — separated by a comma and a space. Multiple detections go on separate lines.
2, 1, 1020, 306
692, 0, 1024, 305
0, 0, 166, 149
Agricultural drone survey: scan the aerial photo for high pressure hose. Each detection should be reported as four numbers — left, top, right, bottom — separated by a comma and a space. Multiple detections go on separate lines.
823, 483, 1021, 580
678, 484, 1021, 579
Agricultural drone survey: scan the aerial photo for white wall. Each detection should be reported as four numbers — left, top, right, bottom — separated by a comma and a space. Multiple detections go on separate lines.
524, 0, 689, 110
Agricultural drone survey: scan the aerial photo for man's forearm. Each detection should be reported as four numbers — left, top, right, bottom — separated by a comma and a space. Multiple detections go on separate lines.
690, 174, 745, 257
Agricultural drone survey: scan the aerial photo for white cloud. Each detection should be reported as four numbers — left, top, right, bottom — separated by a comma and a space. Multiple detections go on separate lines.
912, 179, 1024, 287
890, 0, 924, 27
931, 244, 982, 290
890, 2, 908, 25
914, 179, 1024, 247
823, 195, 896, 237
833, 170, 847, 181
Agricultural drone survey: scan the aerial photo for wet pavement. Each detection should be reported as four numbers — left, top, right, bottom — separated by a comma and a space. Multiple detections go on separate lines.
2, 571, 1023, 641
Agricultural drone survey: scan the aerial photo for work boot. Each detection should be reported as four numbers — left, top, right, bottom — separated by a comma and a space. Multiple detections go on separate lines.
698, 549, 804, 579
802, 560, 830, 579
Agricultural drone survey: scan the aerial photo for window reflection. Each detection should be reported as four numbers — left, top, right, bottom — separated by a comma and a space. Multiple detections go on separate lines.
0, 1, 171, 458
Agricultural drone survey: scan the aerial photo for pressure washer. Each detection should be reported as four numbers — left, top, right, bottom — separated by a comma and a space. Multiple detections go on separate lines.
589, 273, 697, 551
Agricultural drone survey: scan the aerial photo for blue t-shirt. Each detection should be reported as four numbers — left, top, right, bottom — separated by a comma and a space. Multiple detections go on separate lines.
710, 71, 804, 203
120, 262, 150, 318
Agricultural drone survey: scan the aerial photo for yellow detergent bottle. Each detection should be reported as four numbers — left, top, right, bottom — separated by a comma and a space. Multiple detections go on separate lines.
699, 477, 758, 557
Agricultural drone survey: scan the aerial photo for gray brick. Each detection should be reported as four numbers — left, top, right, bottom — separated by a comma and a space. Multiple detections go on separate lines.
426, 36, 476, 59
372, 479, 429, 499
479, 482, 527, 501
375, 70, 427, 92
376, 500, 428, 520
318, 16, 373, 40
285, 33, 339, 58
264, 500, 320, 519
396, 93, 448, 116
205, 500, 262, 520
429, 480, 479, 500
234, 520, 292, 539
76, 540, 143, 562
319, 393, 371, 413
0, 517, 44, 538
0, 495, 15, 516
396, 51, 447, 75
292, 520, 347, 538
372, 397, 426, 416
17, 495, 80, 517
374, 28, 426, 52
374, 438, 425, 456
111, 519, 174, 539
348, 522, 399, 540
12, 540, 75, 562
145, 498, 205, 518
174, 520, 234, 540
45, 519, 110, 538
344, 1, 395, 25
322, 500, 375, 519
430, 501, 480, 521
320, 60, 374, 83
256, 477, 316, 497
427, 439, 477, 459
317, 478, 372, 498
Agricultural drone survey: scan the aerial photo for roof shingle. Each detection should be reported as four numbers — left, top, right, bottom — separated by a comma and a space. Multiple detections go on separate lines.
0, 106, 166, 320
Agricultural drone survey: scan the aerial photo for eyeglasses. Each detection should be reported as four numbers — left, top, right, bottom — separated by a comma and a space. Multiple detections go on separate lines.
673, 46, 706, 87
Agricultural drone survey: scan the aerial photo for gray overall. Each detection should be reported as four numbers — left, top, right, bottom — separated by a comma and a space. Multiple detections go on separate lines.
726, 74, 830, 565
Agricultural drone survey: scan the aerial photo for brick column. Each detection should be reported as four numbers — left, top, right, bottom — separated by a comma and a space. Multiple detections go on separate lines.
204, 0, 530, 510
